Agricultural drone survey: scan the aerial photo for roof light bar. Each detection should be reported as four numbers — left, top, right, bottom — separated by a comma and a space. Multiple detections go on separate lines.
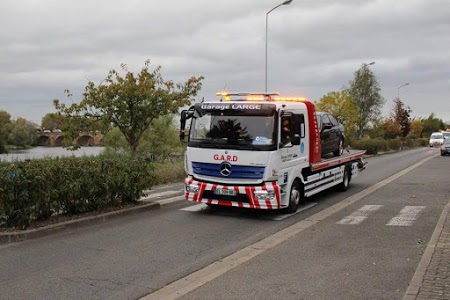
216, 92, 308, 102
216, 92, 280, 96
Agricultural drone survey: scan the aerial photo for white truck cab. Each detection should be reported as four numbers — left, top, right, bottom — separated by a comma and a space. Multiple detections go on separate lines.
179, 93, 366, 213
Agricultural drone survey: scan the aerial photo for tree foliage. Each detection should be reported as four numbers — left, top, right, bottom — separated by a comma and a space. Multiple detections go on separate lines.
103, 115, 185, 162
315, 90, 359, 139
409, 118, 424, 138
348, 64, 384, 139
8, 118, 37, 147
391, 98, 411, 137
0, 110, 12, 153
382, 118, 402, 139
41, 113, 67, 131
54, 60, 203, 156
422, 113, 446, 137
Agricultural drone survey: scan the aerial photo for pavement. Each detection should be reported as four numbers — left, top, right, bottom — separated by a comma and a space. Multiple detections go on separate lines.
2, 178, 450, 299
405, 198, 450, 300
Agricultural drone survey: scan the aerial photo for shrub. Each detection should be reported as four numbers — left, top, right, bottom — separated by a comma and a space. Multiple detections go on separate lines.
0, 155, 153, 229
152, 159, 185, 186
350, 138, 386, 155
387, 139, 401, 151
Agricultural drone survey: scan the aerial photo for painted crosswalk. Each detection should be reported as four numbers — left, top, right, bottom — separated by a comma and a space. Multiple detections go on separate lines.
181, 203, 427, 225
336, 205, 383, 225
337, 205, 426, 226
386, 206, 426, 226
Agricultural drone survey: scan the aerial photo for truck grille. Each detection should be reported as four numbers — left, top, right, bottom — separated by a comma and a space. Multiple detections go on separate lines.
192, 162, 265, 179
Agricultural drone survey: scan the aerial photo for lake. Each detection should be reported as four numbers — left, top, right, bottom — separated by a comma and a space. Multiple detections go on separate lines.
0, 147, 105, 162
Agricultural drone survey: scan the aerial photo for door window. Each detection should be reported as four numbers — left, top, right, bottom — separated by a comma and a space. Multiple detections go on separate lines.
281, 116, 292, 146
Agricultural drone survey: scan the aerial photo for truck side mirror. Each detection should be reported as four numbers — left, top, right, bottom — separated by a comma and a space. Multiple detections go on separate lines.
180, 110, 187, 141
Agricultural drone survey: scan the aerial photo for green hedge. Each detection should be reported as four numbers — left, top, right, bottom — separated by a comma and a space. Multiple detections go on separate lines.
350, 138, 428, 155
0, 155, 154, 229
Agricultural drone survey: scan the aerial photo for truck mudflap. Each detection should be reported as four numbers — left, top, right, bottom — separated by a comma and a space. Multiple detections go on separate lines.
184, 176, 281, 209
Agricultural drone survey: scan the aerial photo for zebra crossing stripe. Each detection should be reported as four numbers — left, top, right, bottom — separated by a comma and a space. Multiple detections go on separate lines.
181, 203, 208, 212
337, 205, 384, 225
387, 206, 425, 226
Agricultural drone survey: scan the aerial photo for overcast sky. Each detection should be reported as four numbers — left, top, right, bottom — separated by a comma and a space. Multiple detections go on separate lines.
1, 0, 449, 125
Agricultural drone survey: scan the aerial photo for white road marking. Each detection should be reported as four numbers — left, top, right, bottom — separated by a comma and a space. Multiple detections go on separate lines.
337, 205, 384, 225
155, 196, 185, 205
181, 203, 208, 211
269, 202, 318, 220
180, 203, 318, 220
387, 206, 425, 226
146, 190, 182, 198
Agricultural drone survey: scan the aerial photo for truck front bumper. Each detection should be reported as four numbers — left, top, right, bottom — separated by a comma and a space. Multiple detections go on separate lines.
184, 176, 281, 210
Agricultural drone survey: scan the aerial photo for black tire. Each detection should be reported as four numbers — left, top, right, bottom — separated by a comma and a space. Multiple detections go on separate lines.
286, 180, 302, 213
441, 152, 445, 156
338, 166, 351, 192
333, 137, 344, 156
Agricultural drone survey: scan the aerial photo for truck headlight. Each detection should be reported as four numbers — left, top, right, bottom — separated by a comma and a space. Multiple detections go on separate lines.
186, 184, 199, 193
254, 190, 275, 200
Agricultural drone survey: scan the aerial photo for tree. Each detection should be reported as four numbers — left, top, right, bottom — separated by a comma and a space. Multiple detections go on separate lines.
139, 115, 187, 161
422, 113, 446, 137
54, 60, 203, 157
382, 118, 402, 139
0, 110, 12, 153
315, 90, 359, 139
391, 98, 411, 137
103, 115, 186, 162
348, 64, 385, 139
41, 113, 67, 131
8, 118, 37, 147
409, 118, 424, 138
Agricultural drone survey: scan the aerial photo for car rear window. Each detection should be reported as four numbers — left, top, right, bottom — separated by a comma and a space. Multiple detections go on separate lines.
431, 134, 443, 139
328, 115, 339, 126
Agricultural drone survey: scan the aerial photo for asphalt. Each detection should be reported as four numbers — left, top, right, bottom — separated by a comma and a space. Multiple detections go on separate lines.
0, 182, 185, 244
2, 173, 449, 299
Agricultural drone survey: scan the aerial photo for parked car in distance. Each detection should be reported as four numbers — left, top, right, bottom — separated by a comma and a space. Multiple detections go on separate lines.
443, 132, 450, 139
429, 132, 444, 147
316, 111, 345, 157
441, 138, 450, 156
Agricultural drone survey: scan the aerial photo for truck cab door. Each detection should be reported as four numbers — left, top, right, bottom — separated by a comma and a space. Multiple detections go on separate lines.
279, 112, 307, 186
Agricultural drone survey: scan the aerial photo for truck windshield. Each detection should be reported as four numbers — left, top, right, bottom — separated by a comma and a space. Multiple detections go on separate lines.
188, 104, 277, 151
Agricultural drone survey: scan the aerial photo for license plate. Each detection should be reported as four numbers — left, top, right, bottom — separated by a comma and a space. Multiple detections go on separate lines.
214, 188, 236, 196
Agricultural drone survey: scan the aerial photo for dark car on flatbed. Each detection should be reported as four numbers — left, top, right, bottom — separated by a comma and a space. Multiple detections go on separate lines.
316, 112, 345, 157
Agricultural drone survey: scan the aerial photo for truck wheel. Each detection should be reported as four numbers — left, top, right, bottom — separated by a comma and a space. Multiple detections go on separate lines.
286, 181, 302, 213
333, 137, 344, 156
338, 166, 351, 191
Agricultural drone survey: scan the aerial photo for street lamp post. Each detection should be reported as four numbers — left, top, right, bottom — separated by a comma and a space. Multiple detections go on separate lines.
397, 82, 410, 98
265, 0, 293, 92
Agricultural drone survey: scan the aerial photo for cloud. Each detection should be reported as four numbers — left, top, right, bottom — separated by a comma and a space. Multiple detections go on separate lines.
1, 0, 449, 123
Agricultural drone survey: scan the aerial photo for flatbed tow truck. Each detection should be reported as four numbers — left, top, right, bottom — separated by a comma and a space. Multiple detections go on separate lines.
179, 93, 366, 213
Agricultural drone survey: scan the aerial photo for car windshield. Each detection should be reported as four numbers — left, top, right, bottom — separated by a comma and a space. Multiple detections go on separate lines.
431, 134, 443, 139
188, 103, 277, 151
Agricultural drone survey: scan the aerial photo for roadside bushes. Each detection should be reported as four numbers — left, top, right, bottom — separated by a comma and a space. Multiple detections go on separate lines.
350, 137, 428, 155
0, 155, 153, 229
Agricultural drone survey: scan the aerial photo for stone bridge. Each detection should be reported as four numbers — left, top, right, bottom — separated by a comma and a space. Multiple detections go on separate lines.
36, 131, 104, 147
